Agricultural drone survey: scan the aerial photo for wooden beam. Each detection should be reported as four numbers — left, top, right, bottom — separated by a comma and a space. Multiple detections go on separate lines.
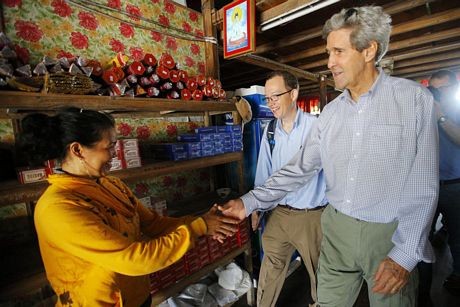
237, 54, 335, 86
253, 0, 431, 55
394, 50, 460, 69
391, 7, 460, 36
387, 41, 460, 62
202, 0, 219, 78
398, 66, 460, 80
393, 59, 460, 75
281, 27, 460, 64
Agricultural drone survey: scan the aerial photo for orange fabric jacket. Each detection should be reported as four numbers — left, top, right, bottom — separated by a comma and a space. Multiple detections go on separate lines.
34, 174, 207, 306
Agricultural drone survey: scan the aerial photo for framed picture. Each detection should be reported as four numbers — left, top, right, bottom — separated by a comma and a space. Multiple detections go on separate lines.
223, 0, 256, 59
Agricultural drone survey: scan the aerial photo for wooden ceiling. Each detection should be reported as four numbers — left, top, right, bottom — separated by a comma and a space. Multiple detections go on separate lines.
212, 0, 460, 97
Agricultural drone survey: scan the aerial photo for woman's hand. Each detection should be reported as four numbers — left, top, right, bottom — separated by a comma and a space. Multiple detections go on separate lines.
201, 205, 240, 243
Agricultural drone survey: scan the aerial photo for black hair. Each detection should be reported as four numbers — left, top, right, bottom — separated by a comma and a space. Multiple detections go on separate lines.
266, 70, 299, 91
19, 107, 115, 166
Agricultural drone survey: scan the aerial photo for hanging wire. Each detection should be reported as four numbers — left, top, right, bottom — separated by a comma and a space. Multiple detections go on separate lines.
67, 0, 217, 44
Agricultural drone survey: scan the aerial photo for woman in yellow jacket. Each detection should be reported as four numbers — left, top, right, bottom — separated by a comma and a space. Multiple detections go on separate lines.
19, 107, 239, 307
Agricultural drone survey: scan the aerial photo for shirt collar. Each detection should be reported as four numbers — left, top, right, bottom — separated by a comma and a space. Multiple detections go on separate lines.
340, 67, 386, 103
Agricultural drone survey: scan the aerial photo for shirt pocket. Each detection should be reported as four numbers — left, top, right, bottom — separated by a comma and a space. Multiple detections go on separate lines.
368, 124, 403, 160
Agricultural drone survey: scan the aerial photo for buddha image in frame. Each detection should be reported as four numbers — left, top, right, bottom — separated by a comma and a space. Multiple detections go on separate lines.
226, 1, 248, 52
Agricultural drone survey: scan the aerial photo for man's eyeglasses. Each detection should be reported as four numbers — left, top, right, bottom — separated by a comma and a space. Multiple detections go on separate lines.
262, 89, 293, 104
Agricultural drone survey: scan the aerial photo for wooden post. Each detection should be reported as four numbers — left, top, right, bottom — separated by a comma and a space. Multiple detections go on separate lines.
319, 74, 328, 111
202, 0, 219, 79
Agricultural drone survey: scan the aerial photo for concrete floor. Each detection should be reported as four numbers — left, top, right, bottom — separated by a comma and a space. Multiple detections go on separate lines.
235, 233, 460, 307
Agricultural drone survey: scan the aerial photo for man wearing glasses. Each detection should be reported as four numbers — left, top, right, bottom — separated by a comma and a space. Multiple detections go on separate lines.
219, 6, 438, 306
251, 70, 327, 307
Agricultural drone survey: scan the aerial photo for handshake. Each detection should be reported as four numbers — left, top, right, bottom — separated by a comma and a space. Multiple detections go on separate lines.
201, 199, 248, 243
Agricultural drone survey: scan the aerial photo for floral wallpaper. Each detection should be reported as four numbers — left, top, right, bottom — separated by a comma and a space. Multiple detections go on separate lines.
2, 0, 206, 75
116, 116, 211, 204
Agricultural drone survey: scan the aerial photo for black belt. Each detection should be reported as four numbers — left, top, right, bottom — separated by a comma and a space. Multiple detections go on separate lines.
278, 204, 328, 212
440, 178, 460, 186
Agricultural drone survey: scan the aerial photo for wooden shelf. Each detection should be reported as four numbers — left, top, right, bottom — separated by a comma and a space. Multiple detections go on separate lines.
0, 152, 243, 207
0, 91, 236, 112
151, 242, 251, 305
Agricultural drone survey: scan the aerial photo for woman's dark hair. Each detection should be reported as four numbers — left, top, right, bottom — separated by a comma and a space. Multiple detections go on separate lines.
19, 107, 115, 166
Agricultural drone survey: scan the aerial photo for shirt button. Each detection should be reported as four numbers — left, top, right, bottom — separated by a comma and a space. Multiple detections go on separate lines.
346, 199, 351, 203
356, 132, 361, 136
358, 110, 363, 114
350, 177, 355, 181
353, 154, 358, 158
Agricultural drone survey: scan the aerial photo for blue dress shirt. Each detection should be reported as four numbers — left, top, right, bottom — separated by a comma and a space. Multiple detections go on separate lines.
254, 109, 327, 210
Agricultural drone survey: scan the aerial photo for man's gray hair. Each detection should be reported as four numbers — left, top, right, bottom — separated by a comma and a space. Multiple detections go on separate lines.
322, 6, 392, 63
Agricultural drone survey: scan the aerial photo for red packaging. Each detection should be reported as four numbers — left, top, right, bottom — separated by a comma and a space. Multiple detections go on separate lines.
159, 53, 175, 69
86, 60, 103, 77
102, 69, 118, 84
212, 86, 220, 99
17, 167, 47, 184
156, 65, 170, 80
192, 89, 203, 101
169, 70, 180, 83
203, 85, 213, 97
181, 88, 192, 100
128, 61, 145, 76
196, 75, 206, 86
186, 78, 197, 91
219, 88, 226, 99
207, 77, 215, 87
178, 70, 188, 82
143, 53, 157, 67
112, 66, 125, 81
215, 79, 222, 89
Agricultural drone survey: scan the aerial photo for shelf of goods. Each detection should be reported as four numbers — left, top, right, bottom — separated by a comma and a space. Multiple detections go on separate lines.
0, 90, 254, 306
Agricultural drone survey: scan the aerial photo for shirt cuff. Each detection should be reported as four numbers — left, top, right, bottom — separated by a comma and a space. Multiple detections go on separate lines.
189, 217, 207, 238
387, 247, 419, 272
240, 193, 257, 217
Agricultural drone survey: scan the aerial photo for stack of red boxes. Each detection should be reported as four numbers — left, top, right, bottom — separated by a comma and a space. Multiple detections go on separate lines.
109, 138, 142, 171
149, 219, 250, 294
17, 159, 62, 184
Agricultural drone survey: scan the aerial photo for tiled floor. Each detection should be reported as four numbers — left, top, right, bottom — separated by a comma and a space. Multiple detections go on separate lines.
235, 235, 460, 307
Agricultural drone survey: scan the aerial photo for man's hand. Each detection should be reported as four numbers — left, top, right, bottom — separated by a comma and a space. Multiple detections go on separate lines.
201, 205, 239, 243
372, 257, 410, 295
217, 198, 247, 221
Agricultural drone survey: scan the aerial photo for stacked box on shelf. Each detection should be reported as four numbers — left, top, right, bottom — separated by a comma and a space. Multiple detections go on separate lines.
196, 236, 211, 267
237, 219, 250, 247
149, 143, 188, 161
207, 236, 223, 262
184, 246, 202, 274
110, 138, 142, 171
150, 258, 187, 292
217, 125, 243, 152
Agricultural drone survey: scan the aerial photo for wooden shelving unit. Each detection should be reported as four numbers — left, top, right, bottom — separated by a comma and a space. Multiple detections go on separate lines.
0, 91, 254, 305
0, 152, 243, 207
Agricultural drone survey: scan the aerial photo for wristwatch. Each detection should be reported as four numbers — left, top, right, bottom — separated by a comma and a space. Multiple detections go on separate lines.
438, 116, 447, 124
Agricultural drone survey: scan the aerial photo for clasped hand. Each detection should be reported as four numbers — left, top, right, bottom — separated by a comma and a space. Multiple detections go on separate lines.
202, 205, 240, 243
372, 257, 410, 295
